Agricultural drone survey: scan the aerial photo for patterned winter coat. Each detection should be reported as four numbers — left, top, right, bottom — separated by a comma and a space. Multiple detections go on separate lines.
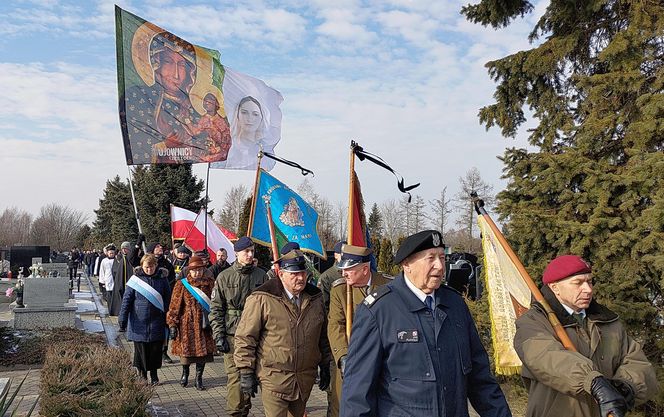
167, 270, 216, 358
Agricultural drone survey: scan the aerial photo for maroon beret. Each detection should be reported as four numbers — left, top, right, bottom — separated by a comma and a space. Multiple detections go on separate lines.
542, 255, 592, 284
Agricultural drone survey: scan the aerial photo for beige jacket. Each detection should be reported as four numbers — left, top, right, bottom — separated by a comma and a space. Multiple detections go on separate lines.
234, 278, 332, 401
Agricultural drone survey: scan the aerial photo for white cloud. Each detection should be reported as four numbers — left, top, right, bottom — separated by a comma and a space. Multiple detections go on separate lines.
0, 0, 543, 228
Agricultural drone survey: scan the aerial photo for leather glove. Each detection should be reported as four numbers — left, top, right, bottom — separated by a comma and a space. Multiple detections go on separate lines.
318, 363, 331, 391
240, 372, 258, 397
169, 327, 178, 340
216, 335, 230, 354
591, 376, 627, 417
339, 355, 347, 379
610, 379, 635, 410
137, 233, 146, 244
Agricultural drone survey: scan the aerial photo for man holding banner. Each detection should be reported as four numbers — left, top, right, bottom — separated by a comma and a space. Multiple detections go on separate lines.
513, 255, 658, 417
327, 244, 391, 417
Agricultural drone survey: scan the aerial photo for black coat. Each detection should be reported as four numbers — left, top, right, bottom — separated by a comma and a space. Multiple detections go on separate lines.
341, 274, 511, 417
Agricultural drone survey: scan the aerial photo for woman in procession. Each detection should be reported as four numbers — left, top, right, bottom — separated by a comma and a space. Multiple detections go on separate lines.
118, 254, 172, 385
166, 254, 216, 391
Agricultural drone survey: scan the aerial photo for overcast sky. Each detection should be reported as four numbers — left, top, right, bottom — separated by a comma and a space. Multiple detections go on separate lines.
0, 0, 543, 227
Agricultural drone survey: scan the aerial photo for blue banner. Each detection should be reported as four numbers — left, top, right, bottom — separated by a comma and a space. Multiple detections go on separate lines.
251, 170, 325, 258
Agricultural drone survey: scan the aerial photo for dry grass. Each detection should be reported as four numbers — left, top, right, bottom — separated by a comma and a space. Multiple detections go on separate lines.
0, 327, 105, 367
39, 342, 153, 416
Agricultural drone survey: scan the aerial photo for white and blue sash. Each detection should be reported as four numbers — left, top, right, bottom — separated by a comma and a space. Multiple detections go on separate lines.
126, 275, 165, 312
181, 278, 211, 313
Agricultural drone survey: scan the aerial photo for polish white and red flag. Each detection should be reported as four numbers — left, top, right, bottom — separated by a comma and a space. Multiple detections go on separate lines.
170, 205, 198, 239
183, 209, 236, 264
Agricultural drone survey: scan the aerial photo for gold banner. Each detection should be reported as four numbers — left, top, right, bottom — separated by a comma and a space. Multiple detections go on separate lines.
478, 215, 531, 375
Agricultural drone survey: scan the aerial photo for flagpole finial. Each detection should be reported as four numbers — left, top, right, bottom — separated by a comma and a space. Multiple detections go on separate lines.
471, 192, 485, 215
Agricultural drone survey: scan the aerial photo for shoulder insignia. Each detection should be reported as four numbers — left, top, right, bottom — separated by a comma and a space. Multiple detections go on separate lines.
331, 277, 347, 288
363, 285, 391, 307
441, 284, 462, 296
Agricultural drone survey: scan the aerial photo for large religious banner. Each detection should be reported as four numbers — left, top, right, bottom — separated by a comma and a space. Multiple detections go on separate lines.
115, 6, 283, 168
250, 169, 325, 258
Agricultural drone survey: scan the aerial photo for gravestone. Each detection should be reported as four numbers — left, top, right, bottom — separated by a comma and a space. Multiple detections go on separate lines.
13, 277, 77, 329
42, 263, 69, 277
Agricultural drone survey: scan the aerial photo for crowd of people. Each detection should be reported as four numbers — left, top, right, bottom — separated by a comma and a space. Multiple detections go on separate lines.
86, 230, 658, 417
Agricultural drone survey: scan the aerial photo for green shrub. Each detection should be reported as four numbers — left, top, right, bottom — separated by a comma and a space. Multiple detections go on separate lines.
39, 342, 152, 417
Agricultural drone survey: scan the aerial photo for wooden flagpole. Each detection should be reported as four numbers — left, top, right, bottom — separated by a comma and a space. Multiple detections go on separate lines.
247, 151, 264, 237
472, 195, 576, 352
345, 142, 357, 341
265, 199, 280, 274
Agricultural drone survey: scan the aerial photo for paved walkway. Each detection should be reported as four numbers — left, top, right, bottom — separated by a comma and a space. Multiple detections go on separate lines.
1, 274, 481, 417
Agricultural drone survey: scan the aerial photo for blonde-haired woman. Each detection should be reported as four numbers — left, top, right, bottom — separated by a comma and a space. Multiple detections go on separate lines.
118, 254, 171, 385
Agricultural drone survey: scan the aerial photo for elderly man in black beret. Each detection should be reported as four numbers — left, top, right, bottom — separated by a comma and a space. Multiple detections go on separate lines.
341, 230, 512, 417
209, 236, 267, 417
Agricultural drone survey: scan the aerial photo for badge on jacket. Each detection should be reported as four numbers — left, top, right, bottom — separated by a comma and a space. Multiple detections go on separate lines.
397, 329, 419, 342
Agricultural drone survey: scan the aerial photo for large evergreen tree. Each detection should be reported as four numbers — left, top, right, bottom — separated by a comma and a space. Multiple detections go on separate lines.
367, 203, 384, 239
133, 165, 205, 247
91, 176, 136, 248
464, 0, 664, 397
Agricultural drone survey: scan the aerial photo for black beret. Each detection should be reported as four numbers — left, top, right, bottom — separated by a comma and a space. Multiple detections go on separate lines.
233, 236, 254, 252
177, 245, 191, 255
146, 242, 160, 254
394, 230, 445, 264
337, 244, 372, 269
280, 241, 300, 255
275, 250, 306, 273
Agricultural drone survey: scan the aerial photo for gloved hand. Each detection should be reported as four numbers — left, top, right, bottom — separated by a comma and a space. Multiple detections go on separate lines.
318, 363, 331, 391
169, 327, 178, 340
240, 372, 258, 397
339, 355, 348, 379
216, 335, 230, 354
591, 376, 627, 417
610, 379, 635, 410
137, 233, 146, 244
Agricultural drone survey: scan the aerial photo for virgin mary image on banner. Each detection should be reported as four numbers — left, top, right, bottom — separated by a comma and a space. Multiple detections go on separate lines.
211, 66, 283, 171
116, 7, 232, 165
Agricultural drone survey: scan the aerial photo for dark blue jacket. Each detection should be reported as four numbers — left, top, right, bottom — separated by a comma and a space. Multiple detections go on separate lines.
340, 274, 511, 417
118, 267, 171, 343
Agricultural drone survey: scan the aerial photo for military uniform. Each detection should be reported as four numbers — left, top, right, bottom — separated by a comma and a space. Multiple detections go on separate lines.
341, 230, 511, 417
318, 265, 342, 311
209, 261, 267, 417
327, 271, 391, 417
234, 249, 332, 417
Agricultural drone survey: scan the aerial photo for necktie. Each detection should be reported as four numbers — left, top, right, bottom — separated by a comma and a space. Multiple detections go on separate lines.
425, 295, 434, 311
291, 296, 300, 313
572, 312, 586, 329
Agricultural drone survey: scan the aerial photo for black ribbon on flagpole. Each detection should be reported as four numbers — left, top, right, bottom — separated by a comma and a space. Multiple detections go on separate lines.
352, 141, 420, 202
262, 151, 314, 176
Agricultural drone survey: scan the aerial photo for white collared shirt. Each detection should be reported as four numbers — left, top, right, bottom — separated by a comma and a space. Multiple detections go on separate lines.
562, 303, 586, 318
404, 273, 430, 304
282, 286, 300, 305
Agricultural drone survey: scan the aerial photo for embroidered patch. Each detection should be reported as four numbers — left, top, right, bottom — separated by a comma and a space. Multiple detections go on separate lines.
211, 289, 216, 300
397, 329, 419, 343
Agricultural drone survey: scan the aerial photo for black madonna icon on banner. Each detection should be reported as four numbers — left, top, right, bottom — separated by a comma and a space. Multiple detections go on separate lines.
119, 19, 231, 165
